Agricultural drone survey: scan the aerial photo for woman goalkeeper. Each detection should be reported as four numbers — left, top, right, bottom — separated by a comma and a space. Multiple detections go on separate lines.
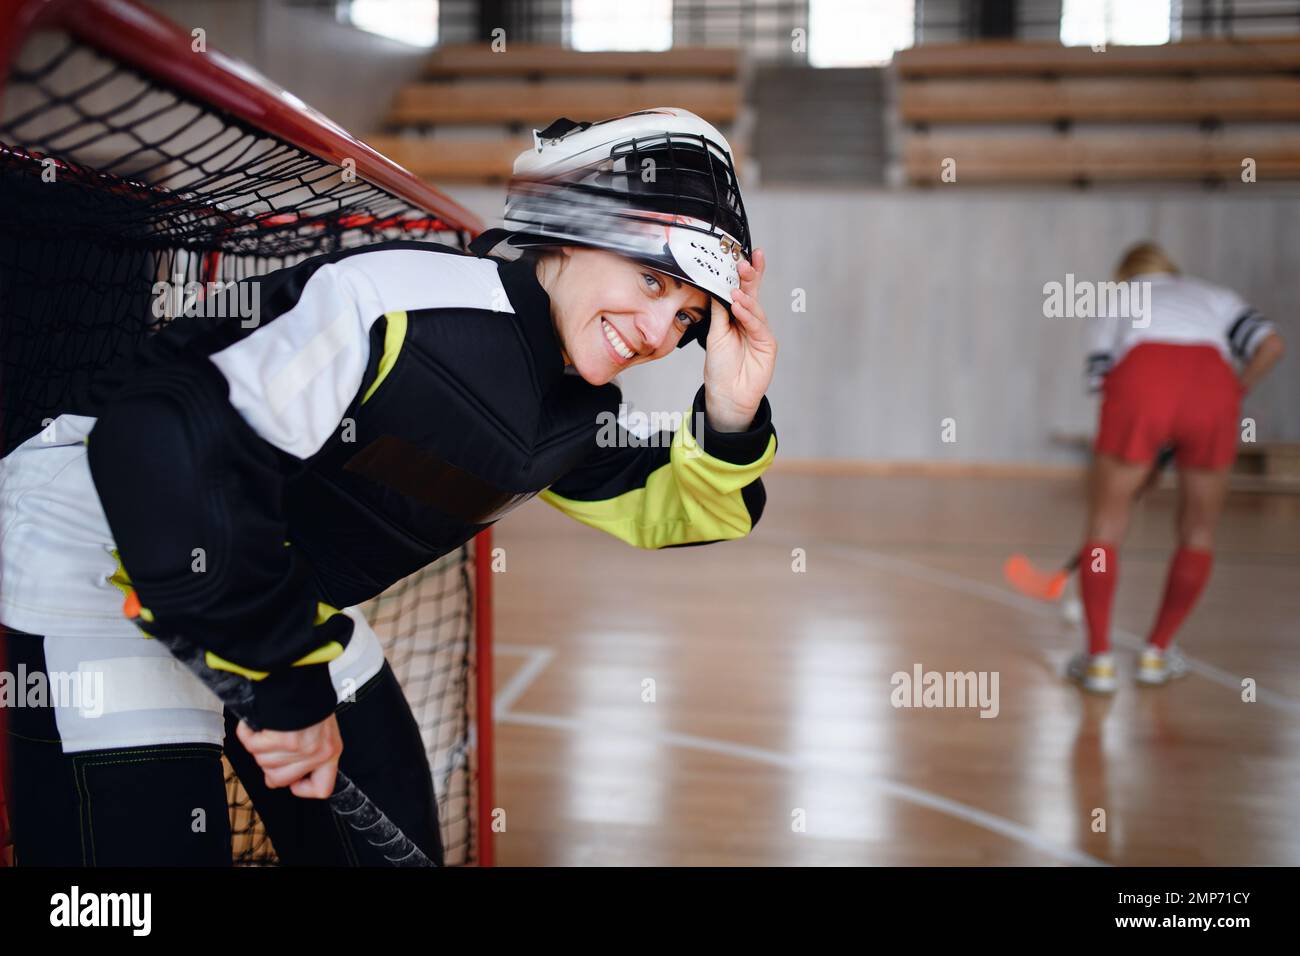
0, 108, 778, 865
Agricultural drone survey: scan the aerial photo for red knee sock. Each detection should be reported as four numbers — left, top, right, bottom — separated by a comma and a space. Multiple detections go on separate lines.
1147, 547, 1214, 650
1079, 540, 1118, 655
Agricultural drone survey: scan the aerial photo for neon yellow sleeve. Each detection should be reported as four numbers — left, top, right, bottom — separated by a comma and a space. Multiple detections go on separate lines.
540, 386, 776, 549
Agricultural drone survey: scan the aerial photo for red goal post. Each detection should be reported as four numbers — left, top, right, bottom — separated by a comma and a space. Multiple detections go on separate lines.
0, 0, 494, 866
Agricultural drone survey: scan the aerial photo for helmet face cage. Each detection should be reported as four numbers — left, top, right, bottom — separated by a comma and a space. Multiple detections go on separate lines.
604, 131, 751, 258
505, 133, 748, 252
500, 116, 752, 348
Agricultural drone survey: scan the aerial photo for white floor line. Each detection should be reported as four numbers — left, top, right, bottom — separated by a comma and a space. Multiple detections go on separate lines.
821, 542, 1300, 717
492, 644, 556, 715
500, 709, 1108, 867
489, 644, 1106, 865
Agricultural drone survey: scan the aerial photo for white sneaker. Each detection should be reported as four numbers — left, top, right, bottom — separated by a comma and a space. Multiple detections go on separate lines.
1066, 652, 1118, 695
1059, 577, 1083, 625
1136, 646, 1190, 686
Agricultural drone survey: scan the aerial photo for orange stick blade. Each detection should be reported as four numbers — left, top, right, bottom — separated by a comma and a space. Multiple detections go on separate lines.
1003, 554, 1069, 602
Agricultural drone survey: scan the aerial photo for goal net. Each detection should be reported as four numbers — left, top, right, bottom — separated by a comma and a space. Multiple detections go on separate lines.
0, 0, 493, 866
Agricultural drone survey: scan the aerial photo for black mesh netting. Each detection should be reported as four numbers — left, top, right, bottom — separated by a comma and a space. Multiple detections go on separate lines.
227, 546, 479, 866
0, 32, 482, 865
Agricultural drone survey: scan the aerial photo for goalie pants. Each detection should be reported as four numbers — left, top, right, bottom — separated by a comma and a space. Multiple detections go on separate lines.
1, 628, 444, 866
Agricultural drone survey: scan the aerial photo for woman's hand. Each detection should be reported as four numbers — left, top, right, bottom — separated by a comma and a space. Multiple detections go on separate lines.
236, 713, 343, 799
1239, 332, 1285, 395
703, 249, 777, 432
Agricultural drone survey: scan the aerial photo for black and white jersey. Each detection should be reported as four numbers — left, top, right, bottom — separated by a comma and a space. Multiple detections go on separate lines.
1085, 272, 1275, 391
0, 241, 776, 731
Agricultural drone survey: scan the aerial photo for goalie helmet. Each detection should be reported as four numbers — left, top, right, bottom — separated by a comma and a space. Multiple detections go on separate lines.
471, 107, 751, 349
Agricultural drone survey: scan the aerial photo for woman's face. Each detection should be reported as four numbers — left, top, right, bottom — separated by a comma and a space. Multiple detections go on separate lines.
537, 247, 712, 386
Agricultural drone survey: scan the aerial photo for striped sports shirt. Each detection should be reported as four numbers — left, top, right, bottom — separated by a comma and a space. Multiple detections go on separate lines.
1085, 272, 1276, 392
1, 241, 776, 730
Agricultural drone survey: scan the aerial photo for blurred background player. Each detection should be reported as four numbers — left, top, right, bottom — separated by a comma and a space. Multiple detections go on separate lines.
1069, 242, 1286, 694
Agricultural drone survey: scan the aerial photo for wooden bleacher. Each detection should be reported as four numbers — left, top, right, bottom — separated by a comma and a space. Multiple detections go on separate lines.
896, 37, 1300, 77
905, 132, 1300, 183
419, 45, 741, 78
896, 37, 1300, 185
372, 44, 742, 184
901, 76, 1300, 124
387, 79, 739, 126
364, 135, 528, 183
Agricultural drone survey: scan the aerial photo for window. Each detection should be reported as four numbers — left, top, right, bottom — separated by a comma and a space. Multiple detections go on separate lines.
569, 0, 673, 52
1060, 0, 1178, 47
809, 0, 915, 67
346, 0, 439, 48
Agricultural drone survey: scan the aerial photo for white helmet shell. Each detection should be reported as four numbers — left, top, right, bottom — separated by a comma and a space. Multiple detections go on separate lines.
493, 108, 750, 345
515, 107, 740, 181
480, 107, 750, 347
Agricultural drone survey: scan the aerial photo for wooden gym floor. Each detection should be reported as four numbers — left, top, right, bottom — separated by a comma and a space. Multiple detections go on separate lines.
490, 466, 1300, 866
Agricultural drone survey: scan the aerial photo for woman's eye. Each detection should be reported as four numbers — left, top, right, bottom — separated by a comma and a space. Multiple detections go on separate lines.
642, 273, 661, 291
677, 311, 698, 327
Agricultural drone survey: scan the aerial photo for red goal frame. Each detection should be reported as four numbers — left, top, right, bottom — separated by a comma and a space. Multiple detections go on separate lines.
0, 0, 494, 867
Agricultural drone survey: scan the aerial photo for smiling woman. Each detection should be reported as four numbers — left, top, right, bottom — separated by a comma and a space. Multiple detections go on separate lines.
471, 108, 775, 432
532, 247, 711, 384
0, 85, 778, 868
